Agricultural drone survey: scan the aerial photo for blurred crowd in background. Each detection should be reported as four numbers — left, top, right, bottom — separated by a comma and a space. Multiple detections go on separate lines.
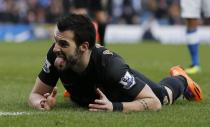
1, 0, 210, 44
0, 0, 182, 25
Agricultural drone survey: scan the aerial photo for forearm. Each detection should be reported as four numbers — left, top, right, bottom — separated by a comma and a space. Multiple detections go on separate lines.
28, 93, 45, 109
29, 78, 57, 110
121, 97, 161, 112
89, 86, 162, 112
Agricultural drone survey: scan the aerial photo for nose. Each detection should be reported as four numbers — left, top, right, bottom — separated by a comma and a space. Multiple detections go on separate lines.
53, 43, 61, 53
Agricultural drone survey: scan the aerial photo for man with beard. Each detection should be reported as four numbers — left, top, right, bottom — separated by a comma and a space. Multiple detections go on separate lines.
28, 14, 203, 112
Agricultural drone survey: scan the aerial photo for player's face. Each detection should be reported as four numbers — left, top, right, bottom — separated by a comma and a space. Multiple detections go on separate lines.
53, 29, 81, 71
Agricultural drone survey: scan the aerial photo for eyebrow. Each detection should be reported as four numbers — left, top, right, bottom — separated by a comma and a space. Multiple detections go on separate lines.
58, 40, 68, 44
54, 36, 68, 43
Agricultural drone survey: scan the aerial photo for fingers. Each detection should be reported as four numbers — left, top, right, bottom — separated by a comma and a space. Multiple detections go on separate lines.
40, 100, 51, 111
40, 100, 46, 108
89, 103, 106, 110
43, 93, 50, 98
89, 108, 104, 112
40, 87, 57, 111
94, 99, 106, 105
44, 87, 57, 99
96, 88, 105, 98
51, 87, 57, 98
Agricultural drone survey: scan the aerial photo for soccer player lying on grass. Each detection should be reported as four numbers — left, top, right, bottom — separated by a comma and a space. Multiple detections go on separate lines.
28, 14, 203, 112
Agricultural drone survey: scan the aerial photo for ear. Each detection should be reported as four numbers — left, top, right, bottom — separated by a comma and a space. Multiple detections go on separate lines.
79, 42, 89, 52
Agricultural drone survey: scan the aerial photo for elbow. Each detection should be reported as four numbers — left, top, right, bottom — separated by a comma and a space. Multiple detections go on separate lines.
28, 92, 39, 108
28, 93, 33, 107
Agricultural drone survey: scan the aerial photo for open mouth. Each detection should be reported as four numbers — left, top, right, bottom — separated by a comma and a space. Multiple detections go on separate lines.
54, 52, 67, 70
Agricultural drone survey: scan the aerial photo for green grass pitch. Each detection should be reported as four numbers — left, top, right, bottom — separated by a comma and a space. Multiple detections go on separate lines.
0, 40, 209, 127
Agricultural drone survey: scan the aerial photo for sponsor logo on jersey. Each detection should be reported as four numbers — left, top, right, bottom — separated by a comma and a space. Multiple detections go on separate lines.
103, 50, 113, 55
95, 43, 103, 48
42, 58, 51, 73
119, 71, 136, 89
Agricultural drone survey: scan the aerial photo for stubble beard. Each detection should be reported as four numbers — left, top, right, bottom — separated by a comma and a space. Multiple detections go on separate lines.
63, 48, 81, 71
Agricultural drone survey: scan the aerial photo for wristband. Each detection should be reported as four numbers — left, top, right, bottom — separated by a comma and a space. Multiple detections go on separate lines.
112, 102, 123, 111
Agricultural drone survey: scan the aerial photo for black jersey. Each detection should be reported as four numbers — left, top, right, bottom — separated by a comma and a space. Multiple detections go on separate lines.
39, 44, 166, 107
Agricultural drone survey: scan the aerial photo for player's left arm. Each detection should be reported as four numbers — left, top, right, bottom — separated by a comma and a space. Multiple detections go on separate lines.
88, 84, 161, 112
88, 55, 161, 112
122, 84, 162, 112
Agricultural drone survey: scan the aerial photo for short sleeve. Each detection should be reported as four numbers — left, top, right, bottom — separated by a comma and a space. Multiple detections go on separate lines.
38, 44, 59, 87
105, 56, 146, 98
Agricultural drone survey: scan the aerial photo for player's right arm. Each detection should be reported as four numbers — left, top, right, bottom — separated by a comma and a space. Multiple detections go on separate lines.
28, 77, 57, 111
28, 44, 59, 111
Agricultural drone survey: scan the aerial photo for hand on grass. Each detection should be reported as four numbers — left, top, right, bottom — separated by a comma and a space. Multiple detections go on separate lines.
39, 87, 57, 111
89, 88, 113, 112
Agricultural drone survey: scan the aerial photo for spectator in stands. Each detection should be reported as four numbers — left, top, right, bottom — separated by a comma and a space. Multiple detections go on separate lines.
0, 0, 19, 23
46, 0, 63, 23
63, 0, 108, 46
109, 0, 141, 24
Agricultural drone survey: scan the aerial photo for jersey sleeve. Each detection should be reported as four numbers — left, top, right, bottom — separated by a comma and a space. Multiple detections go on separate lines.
105, 56, 146, 99
38, 44, 59, 87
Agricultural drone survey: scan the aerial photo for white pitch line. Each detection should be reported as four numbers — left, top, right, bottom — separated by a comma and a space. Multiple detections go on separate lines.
0, 112, 30, 116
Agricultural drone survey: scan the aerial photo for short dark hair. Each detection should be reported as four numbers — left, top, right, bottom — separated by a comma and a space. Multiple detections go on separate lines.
57, 14, 96, 49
